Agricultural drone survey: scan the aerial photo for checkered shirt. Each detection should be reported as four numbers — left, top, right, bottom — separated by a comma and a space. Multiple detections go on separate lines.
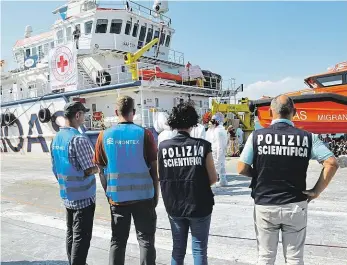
51, 127, 96, 210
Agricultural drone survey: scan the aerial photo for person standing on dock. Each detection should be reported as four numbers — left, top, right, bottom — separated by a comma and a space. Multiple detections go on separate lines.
158, 102, 218, 265
93, 95, 158, 265
237, 95, 339, 265
209, 112, 228, 187
51, 101, 98, 265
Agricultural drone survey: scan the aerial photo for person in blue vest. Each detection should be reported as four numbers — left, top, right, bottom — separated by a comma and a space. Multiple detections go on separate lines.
51, 101, 98, 265
237, 95, 339, 265
93, 95, 158, 265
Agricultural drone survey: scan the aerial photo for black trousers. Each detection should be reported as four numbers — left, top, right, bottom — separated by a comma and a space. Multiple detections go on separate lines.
66, 203, 95, 265
109, 199, 157, 265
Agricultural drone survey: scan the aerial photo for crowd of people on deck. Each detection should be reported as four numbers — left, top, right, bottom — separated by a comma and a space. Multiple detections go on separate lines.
320, 134, 347, 157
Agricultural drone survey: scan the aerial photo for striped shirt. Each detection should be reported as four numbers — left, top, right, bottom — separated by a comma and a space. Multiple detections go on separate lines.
51, 127, 96, 210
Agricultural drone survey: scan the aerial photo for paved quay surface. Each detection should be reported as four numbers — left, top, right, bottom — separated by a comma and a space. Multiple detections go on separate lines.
1, 153, 347, 265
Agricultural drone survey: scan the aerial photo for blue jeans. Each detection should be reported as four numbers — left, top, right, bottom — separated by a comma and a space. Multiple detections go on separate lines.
169, 214, 211, 265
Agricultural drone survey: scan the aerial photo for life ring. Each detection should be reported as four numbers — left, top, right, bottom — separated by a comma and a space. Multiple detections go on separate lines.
96, 71, 111, 86
38, 108, 51, 123
4, 113, 16, 126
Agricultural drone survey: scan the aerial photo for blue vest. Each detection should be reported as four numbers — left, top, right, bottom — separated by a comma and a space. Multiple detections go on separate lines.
103, 123, 154, 203
52, 127, 96, 201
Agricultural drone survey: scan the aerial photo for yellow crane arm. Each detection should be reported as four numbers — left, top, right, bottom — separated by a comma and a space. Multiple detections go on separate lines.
124, 38, 159, 80
211, 98, 254, 134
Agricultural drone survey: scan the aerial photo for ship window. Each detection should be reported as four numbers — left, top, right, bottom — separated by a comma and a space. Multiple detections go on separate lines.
165, 34, 171, 47
14, 51, 21, 62
317, 74, 343, 87
84, 21, 93, 35
51, 41, 55, 48
25, 49, 31, 57
132, 23, 139, 37
66, 27, 72, 41
138, 25, 147, 48
155, 98, 159, 107
57, 29, 64, 43
146, 27, 153, 44
159, 32, 165, 45
110, 19, 122, 34
32, 47, 37, 56
44, 43, 49, 55
125, 21, 132, 35
38, 45, 43, 59
154, 30, 159, 40
96, 19, 108, 33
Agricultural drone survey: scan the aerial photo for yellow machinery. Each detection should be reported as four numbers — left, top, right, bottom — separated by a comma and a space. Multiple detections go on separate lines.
124, 38, 159, 80
211, 98, 254, 139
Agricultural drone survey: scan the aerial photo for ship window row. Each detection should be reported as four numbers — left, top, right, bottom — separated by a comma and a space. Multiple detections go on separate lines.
18, 41, 55, 62
89, 19, 171, 47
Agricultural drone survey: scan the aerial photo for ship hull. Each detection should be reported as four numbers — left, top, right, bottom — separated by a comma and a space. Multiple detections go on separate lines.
251, 93, 347, 134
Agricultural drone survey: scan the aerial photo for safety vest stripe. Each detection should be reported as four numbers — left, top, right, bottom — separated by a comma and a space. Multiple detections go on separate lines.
107, 183, 153, 192
106, 172, 151, 179
58, 174, 86, 181
65, 178, 96, 193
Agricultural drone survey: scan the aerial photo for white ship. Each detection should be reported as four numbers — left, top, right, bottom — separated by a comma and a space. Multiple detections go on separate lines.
0, 0, 240, 154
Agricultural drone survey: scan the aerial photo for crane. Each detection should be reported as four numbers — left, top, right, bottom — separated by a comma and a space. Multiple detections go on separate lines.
124, 38, 159, 80
211, 98, 255, 139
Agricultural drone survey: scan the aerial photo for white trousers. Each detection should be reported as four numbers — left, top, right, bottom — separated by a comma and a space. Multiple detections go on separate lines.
254, 201, 308, 265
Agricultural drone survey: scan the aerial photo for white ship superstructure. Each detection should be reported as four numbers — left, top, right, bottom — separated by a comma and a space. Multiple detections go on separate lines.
0, 0, 240, 154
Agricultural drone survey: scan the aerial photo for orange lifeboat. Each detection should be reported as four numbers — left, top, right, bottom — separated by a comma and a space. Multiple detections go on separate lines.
139, 66, 182, 82
250, 62, 347, 134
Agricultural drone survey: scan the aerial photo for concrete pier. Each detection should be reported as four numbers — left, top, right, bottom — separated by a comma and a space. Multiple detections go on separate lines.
1, 154, 347, 265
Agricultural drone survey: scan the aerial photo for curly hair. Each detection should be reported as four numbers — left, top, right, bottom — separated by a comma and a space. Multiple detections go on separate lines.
167, 102, 199, 130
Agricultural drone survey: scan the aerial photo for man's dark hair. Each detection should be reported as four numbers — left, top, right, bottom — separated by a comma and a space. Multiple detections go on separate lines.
167, 102, 199, 130
270, 95, 295, 118
116, 96, 134, 116
65, 112, 77, 122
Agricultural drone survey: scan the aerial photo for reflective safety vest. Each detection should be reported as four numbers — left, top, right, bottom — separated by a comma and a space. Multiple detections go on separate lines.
52, 127, 96, 201
103, 123, 154, 203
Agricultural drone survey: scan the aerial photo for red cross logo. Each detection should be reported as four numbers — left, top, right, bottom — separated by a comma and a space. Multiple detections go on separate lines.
57, 55, 68, 72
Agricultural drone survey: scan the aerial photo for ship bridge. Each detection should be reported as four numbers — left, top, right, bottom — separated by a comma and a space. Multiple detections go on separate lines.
50, 0, 182, 64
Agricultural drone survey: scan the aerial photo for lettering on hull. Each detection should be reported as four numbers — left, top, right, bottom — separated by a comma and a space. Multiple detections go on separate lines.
317, 114, 347, 121
293, 111, 308, 121
1, 110, 64, 153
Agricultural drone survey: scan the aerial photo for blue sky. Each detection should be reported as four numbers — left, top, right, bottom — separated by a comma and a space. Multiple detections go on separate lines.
1, 1, 346, 98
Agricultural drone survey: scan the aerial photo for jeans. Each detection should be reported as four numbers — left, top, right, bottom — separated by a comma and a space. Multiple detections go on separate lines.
109, 199, 157, 265
66, 203, 95, 265
169, 214, 211, 265
254, 201, 308, 265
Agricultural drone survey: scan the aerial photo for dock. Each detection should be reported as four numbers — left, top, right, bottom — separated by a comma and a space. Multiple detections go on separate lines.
1, 154, 347, 265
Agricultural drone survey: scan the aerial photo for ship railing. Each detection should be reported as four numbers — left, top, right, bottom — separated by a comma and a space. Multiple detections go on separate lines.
136, 40, 184, 65
168, 49, 185, 65
1, 82, 50, 103
54, 35, 93, 50
96, 0, 172, 26
78, 61, 224, 93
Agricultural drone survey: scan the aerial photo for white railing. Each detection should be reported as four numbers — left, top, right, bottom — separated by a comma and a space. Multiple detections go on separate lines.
96, 0, 172, 26
168, 49, 184, 65
1, 82, 50, 103
1, 61, 226, 103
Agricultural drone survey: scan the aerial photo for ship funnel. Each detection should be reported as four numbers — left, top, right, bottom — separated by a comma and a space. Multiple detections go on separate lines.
24, 25, 33, 38
153, 0, 169, 15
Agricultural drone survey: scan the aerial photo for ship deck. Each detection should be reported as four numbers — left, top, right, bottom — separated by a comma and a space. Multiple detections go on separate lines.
1, 155, 347, 265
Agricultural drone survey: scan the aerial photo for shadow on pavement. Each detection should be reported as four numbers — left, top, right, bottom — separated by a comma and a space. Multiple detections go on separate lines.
1, 260, 69, 265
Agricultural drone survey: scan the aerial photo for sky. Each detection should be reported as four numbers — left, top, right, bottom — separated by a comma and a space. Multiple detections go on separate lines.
1, 1, 347, 99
